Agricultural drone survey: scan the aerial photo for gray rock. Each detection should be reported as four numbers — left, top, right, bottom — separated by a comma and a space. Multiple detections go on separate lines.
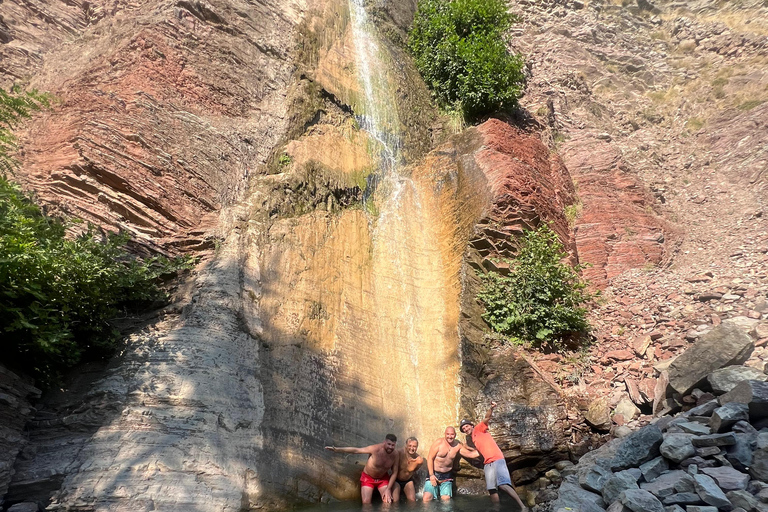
7, 504, 40, 512
640, 456, 670, 483
750, 448, 768, 482
581, 464, 614, 493
606, 502, 632, 512
686, 400, 721, 418
758, 432, 768, 450
661, 434, 696, 463
619, 489, 665, 512
554, 475, 607, 511
687, 507, 719, 512
700, 467, 750, 491
733, 421, 758, 436
710, 403, 751, 433
731, 508, 749, 512
667, 323, 754, 395
692, 433, 738, 447
720, 381, 768, 419
726, 490, 759, 511
614, 426, 634, 438
693, 473, 733, 509
696, 446, 723, 457
675, 472, 696, 493
641, 471, 693, 498
662, 492, 705, 505
709, 366, 768, 394
611, 426, 664, 471
626, 468, 643, 480
603, 471, 641, 504
665, 506, 686, 512
727, 434, 756, 471
679, 422, 713, 435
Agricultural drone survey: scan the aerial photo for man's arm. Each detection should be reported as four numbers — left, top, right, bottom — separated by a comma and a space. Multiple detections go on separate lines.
383, 449, 400, 503
479, 401, 498, 426
426, 439, 440, 488
324, 444, 374, 455
459, 442, 480, 459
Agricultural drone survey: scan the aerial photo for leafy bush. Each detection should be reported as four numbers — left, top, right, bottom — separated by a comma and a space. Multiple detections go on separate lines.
408, 0, 526, 119
1, 87, 50, 173
0, 176, 193, 386
477, 224, 593, 349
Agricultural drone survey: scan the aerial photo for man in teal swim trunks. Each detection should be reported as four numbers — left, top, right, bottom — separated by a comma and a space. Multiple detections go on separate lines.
423, 426, 478, 502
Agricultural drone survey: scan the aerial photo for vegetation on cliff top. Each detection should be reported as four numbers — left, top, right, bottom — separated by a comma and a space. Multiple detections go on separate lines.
478, 224, 593, 350
1, 87, 191, 387
408, 0, 526, 120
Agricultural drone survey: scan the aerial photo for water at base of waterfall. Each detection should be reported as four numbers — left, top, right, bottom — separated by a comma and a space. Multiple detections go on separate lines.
293, 496, 514, 512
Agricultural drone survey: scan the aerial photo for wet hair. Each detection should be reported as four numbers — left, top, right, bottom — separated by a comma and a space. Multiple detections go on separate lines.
385, 434, 397, 443
406, 436, 418, 444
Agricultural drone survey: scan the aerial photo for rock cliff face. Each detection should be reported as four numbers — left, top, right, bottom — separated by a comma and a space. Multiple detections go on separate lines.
1, 0, 707, 508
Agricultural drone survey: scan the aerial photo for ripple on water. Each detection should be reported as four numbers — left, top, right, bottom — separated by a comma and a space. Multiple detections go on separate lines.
292, 496, 504, 512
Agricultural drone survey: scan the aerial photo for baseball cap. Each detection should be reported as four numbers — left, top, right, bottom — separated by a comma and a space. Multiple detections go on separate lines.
459, 419, 474, 430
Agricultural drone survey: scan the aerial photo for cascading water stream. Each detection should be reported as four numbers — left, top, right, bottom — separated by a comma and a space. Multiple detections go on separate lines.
346, 0, 458, 441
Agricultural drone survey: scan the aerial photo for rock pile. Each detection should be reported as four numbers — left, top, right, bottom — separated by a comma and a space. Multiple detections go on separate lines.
551, 374, 768, 512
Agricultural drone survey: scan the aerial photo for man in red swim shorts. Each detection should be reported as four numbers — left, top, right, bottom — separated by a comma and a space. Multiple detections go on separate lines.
325, 434, 400, 504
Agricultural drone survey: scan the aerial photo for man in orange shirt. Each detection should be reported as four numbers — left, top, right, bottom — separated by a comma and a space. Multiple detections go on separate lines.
460, 402, 528, 511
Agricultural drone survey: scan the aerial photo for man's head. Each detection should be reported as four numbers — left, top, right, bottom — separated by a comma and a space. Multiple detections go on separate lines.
405, 437, 419, 455
384, 433, 397, 453
459, 419, 474, 435
444, 427, 456, 443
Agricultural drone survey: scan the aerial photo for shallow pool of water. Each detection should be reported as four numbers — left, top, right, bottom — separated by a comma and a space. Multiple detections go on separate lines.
292, 496, 516, 512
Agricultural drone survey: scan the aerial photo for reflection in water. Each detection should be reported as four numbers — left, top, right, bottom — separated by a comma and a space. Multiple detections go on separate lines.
294, 496, 505, 512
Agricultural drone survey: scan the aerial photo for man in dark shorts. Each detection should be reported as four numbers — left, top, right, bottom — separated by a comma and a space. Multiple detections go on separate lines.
392, 437, 423, 502
460, 402, 528, 511
423, 427, 478, 501
325, 434, 400, 504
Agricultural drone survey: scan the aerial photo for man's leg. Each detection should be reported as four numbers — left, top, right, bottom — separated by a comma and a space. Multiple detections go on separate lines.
377, 485, 391, 504
499, 484, 527, 511
392, 482, 401, 503
361, 486, 374, 505
404, 481, 417, 502
439, 481, 452, 501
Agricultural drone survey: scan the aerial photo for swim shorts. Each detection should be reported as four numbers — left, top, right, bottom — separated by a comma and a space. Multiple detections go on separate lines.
423, 471, 453, 499
360, 471, 389, 489
483, 458, 512, 490
396, 477, 414, 489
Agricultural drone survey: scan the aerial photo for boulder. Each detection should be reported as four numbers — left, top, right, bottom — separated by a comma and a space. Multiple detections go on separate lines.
619, 489, 665, 512
720, 381, 768, 420
667, 323, 754, 395
664, 505, 686, 512
693, 473, 733, 509
603, 471, 641, 504
662, 492, 705, 505
750, 448, 768, 482
581, 464, 614, 494
692, 433, 737, 447
726, 490, 759, 511
640, 456, 670, 483
641, 471, 694, 498
660, 434, 696, 463
678, 422, 712, 435
611, 426, 664, 471
700, 467, 750, 491
687, 507, 719, 512
710, 403, 751, 433
586, 397, 613, 431
727, 434, 755, 471
553, 475, 607, 511
616, 398, 641, 422
708, 366, 768, 394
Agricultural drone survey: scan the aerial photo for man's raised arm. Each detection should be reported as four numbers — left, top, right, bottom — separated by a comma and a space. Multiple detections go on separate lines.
480, 401, 498, 426
325, 445, 373, 454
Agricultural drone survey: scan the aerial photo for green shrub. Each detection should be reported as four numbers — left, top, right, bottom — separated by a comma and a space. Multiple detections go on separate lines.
477, 224, 593, 350
0, 175, 193, 386
408, 0, 526, 120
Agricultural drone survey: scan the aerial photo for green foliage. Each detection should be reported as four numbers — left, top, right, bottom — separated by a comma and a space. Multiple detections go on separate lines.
0, 86, 51, 174
477, 224, 593, 350
408, 0, 526, 120
0, 176, 193, 386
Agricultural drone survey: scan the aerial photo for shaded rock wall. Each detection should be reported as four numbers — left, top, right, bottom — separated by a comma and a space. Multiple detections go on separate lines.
0, 365, 40, 507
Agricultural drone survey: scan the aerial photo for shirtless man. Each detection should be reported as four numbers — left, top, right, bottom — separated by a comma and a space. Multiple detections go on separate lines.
423, 427, 478, 502
325, 434, 400, 504
392, 437, 423, 502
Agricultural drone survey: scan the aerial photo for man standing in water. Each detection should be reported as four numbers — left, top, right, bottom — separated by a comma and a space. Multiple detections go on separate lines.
423, 426, 478, 502
460, 402, 528, 511
392, 437, 423, 502
325, 434, 400, 504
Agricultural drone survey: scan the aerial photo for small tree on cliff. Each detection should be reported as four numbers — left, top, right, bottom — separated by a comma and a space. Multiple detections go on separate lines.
0, 86, 50, 173
408, 0, 526, 120
477, 224, 593, 350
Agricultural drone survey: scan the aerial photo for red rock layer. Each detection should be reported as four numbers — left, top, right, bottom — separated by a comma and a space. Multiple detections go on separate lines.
560, 134, 673, 288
